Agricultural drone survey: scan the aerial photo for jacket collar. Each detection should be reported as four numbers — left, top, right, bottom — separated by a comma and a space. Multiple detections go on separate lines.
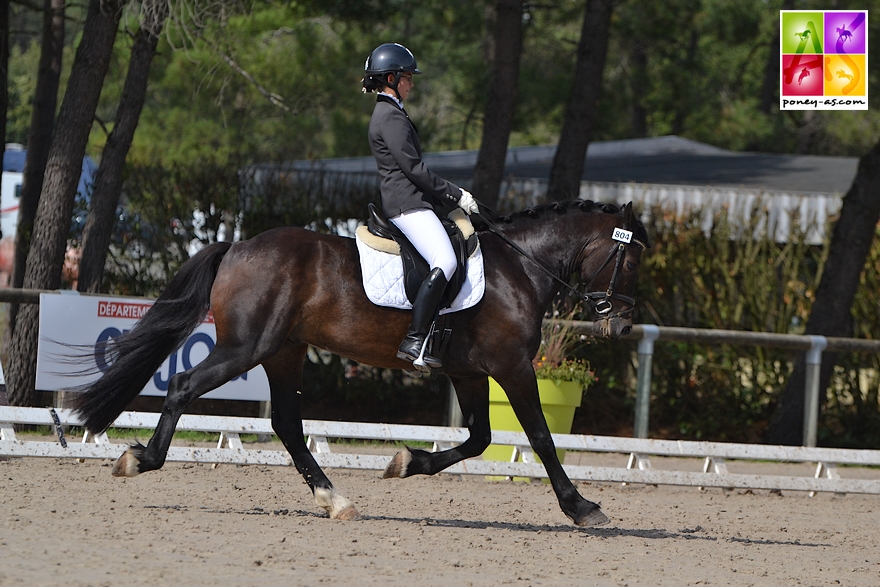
376, 92, 416, 132
377, 93, 404, 110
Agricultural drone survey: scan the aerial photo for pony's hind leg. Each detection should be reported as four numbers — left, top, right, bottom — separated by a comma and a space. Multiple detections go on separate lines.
263, 342, 359, 521
112, 344, 255, 477
384, 375, 492, 477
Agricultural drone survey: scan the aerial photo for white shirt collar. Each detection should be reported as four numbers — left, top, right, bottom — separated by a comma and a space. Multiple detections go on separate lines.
379, 91, 403, 109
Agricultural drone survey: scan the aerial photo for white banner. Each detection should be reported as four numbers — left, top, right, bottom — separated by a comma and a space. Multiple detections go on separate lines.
36, 293, 269, 401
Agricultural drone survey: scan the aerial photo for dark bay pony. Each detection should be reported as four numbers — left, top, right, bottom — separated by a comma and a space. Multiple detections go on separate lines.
72, 200, 648, 527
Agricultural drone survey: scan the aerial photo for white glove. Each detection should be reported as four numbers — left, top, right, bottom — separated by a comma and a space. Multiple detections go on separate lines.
458, 188, 479, 215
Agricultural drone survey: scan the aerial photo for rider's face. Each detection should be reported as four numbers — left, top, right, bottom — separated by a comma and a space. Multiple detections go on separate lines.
396, 73, 414, 101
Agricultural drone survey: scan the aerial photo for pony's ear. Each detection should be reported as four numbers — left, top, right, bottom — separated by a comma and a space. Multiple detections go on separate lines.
623, 201, 651, 248
623, 201, 634, 228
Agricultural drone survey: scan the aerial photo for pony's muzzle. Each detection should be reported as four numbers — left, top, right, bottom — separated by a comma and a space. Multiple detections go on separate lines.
592, 316, 632, 341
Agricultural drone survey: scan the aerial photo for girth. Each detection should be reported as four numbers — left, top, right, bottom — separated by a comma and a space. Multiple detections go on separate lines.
366, 203, 477, 307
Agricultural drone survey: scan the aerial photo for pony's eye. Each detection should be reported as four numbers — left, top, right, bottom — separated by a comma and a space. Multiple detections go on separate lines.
626, 261, 637, 271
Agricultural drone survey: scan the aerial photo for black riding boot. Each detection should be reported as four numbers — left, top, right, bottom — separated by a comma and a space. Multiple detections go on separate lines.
397, 267, 448, 368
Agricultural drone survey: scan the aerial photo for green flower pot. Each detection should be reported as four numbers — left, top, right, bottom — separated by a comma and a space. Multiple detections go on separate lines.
484, 377, 583, 481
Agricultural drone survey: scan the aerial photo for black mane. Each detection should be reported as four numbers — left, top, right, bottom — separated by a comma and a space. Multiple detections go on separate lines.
477, 199, 650, 246
498, 199, 621, 222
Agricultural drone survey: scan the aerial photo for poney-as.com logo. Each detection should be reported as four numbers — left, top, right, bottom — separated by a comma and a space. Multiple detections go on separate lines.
780, 10, 868, 110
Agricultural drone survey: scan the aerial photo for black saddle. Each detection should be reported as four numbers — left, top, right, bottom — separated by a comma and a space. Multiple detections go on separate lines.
367, 203, 478, 308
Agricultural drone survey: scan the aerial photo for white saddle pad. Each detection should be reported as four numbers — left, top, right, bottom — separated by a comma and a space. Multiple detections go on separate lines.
355, 232, 485, 314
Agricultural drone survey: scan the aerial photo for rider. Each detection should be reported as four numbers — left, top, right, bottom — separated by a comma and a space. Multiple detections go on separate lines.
363, 42, 479, 368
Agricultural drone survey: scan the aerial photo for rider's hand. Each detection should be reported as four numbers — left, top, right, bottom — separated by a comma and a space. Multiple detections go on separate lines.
458, 188, 479, 215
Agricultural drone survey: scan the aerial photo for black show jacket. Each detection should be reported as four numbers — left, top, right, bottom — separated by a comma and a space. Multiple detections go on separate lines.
368, 94, 462, 217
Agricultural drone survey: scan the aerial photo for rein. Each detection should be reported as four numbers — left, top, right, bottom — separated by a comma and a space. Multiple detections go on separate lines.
475, 210, 642, 318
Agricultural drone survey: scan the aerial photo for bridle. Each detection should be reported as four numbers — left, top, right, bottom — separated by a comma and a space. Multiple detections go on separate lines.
583, 241, 640, 318
476, 212, 645, 320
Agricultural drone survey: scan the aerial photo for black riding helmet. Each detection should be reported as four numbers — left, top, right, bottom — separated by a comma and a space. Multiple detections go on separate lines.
362, 43, 421, 94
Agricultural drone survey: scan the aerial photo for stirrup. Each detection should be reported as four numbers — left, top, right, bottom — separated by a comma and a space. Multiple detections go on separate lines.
412, 322, 441, 372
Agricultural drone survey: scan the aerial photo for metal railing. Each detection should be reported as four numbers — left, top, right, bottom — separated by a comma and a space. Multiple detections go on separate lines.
566, 321, 880, 447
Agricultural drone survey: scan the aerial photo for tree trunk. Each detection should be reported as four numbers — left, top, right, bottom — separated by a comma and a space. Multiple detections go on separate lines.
764, 139, 880, 445
546, 0, 613, 202
758, 27, 780, 115
759, 0, 793, 115
0, 0, 9, 187
6, 0, 122, 407
629, 40, 647, 138
78, 17, 167, 293
3, 0, 64, 355
671, 28, 699, 136
471, 0, 523, 210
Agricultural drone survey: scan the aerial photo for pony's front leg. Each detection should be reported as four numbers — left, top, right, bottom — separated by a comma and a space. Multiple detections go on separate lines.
384, 376, 491, 477
496, 368, 610, 527
263, 344, 359, 521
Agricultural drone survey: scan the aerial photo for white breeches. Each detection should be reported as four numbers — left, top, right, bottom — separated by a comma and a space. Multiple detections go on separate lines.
390, 208, 457, 279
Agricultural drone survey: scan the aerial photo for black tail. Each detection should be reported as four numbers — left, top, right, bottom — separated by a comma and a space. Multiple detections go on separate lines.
72, 242, 233, 433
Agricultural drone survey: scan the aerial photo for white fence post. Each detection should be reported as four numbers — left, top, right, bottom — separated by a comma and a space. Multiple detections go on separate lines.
0, 363, 9, 461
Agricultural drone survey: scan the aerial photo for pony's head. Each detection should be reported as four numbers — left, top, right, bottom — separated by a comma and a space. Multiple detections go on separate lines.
579, 201, 649, 340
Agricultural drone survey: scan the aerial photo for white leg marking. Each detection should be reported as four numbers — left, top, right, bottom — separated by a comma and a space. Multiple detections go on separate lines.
314, 487, 360, 520
382, 449, 412, 478
111, 449, 140, 478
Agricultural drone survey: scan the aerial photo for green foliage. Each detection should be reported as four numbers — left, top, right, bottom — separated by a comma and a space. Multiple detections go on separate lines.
8, 0, 880, 166
6, 42, 40, 145
641, 203, 823, 333
100, 159, 380, 297
238, 165, 378, 238
534, 358, 595, 390
603, 0, 880, 154
100, 161, 242, 297
129, 6, 354, 165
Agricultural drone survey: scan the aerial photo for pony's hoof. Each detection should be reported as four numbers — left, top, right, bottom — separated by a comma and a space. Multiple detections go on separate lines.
111, 449, 141, 477
334, 505, 361, 521
314, 487, 360, 521
576, 507, 610, 527
383, 449, 412, 478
